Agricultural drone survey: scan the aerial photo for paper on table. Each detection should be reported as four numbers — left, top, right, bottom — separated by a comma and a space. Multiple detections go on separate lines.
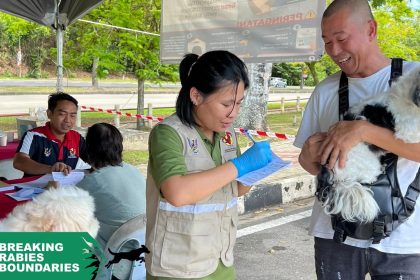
236, 152, 291, 186
12, 174, 53, 188
52, 171, 85, 186
6, 186, 45, 201
4, 172, 85, 201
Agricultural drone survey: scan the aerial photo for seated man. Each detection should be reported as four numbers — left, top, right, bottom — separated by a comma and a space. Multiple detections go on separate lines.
13, 92, 88, 177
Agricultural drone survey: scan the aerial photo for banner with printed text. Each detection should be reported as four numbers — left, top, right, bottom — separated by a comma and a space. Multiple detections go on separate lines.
0, 232, 111, 280
161, 0, 325, 63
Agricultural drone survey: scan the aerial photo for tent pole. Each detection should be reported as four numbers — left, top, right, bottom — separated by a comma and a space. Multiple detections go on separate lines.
56, 25, 64, 92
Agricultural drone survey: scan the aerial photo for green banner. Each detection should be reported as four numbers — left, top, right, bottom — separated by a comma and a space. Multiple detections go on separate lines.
0, 232, 110, 280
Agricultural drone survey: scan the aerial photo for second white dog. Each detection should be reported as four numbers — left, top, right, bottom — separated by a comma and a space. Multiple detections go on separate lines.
0, 186, 99, 237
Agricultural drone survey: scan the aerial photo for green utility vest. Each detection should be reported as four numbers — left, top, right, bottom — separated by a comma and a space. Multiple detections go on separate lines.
146, 115, 239, 278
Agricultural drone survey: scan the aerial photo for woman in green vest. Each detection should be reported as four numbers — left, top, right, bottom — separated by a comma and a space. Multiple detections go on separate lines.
146, 50, 273, 279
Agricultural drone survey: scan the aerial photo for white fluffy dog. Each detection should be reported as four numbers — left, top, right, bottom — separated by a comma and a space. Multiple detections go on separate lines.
0, 186, 99, 237
321, 65, 420, 223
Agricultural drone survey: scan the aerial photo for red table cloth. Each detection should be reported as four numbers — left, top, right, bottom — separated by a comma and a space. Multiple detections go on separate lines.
0, 140, 19, 160
0, 176, 41, 219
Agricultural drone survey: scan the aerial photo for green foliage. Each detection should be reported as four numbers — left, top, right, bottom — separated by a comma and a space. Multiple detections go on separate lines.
64, 0, 178, 83
0, 0, 179, 82
272, 63, 302, 86
374, 0, 418, 61
0, 13, 53, 76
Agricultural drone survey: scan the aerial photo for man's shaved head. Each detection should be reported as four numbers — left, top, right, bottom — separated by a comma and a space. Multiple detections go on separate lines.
323, 0, 374, 22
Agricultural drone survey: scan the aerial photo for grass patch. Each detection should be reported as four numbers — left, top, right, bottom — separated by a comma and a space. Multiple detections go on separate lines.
123, 150, 150, 165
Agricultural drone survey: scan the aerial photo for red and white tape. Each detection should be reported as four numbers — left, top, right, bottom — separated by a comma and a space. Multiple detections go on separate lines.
234, 128, 294, 140
81, 105, 293, 140
80, 105, 164, 122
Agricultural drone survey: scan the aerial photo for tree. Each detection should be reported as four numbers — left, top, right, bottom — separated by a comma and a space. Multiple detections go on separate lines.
70, 0, 178, 128
272, 63, 302, 86
235, 63, 272, 131
374, 0, 419, 61
0, 13, 52, 78
65, 19, 122, 87
303, 62, 318, 85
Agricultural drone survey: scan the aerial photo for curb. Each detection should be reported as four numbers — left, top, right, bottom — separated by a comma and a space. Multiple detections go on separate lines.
237, 174, 316, 215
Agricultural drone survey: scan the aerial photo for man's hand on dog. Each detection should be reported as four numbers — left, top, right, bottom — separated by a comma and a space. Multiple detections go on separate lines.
300, 132, 327, 175
50, 162, 72, 175
320, 120, 369, 170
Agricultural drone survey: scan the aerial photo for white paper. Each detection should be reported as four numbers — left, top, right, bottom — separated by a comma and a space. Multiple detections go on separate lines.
6, 186, 45, 201
52, 171, 85, 186
4, 172, 86, 201
236, 152, 291, 186
75, 158, 91, 170
0, 185, 15, 192
13, 174, 53, 189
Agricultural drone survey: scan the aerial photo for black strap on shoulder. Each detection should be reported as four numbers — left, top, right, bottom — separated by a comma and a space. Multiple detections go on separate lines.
389, 58, 403, 87
338, 72, 349, 121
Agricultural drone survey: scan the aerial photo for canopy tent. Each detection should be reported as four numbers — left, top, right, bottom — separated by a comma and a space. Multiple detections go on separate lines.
0, 0, 103, 91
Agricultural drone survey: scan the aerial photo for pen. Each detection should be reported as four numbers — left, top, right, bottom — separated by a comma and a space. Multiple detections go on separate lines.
245, 130, 256, 143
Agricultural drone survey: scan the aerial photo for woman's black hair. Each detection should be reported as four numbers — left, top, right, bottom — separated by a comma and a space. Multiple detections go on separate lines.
176, 50, 249, 127
85, 123, 123, 169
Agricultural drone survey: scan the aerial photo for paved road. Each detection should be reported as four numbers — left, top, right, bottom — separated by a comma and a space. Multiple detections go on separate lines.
0, 92, 312, 115
0, 79, 168, 88
235, 198, 316, 280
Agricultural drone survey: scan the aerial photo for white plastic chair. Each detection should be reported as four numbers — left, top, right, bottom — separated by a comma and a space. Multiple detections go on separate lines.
104, 214, 147, 280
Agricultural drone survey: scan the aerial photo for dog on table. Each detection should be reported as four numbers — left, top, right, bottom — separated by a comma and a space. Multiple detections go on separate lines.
0, 186, 99, 237
320, 65, 420, 223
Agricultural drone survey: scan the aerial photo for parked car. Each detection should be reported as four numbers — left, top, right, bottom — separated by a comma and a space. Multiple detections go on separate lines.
269, 77, 287, 88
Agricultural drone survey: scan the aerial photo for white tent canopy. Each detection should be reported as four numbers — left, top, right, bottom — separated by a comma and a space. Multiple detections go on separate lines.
0, 0, 103, 91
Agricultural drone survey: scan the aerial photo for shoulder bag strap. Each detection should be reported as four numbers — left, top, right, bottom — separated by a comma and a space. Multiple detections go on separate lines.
389, 58, 403, 86
404, 168, 420, 215
338, 72, 349, 121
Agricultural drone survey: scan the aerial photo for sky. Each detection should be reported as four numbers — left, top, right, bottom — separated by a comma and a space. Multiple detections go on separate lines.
410, 0, 420, 10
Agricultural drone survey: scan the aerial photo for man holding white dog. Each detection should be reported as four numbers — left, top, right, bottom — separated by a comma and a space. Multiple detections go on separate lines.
294, 0, 420, 279
14, 92, 88, 177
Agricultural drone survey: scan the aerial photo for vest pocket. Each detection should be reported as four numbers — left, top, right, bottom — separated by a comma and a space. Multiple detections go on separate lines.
161, 218, 217, 272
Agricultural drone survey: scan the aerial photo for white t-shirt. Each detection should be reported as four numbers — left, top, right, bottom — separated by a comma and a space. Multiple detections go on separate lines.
294, 61, 420, 254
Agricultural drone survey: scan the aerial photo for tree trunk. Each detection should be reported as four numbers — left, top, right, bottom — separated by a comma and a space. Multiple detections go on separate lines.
92, 57, 99, 88
305, 61, 319, 85
136, 77, 145, 129
235, 63, 272, 131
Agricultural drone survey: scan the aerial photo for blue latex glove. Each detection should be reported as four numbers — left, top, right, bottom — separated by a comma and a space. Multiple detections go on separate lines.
230, 141, 272, 178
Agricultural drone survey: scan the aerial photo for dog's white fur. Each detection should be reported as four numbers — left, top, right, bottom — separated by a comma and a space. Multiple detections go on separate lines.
323, 65, 420, 222
0, 186, 99, 237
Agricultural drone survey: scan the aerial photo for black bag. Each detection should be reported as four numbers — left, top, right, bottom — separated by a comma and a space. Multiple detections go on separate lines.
317, 58, 420, 244
328, 154, 420, 243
